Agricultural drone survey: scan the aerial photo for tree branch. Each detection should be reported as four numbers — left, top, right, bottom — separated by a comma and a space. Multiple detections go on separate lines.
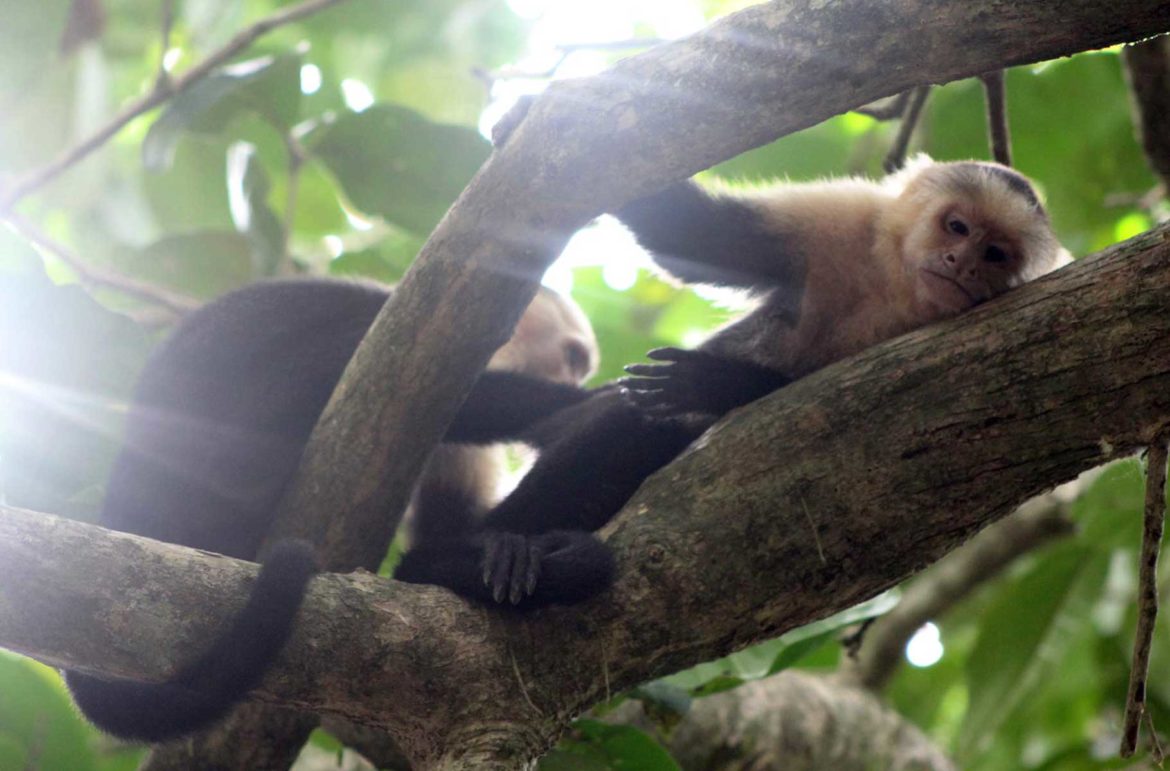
4, 211, 198, 315
609, 671, 957, 771
3, 221, 1170, 768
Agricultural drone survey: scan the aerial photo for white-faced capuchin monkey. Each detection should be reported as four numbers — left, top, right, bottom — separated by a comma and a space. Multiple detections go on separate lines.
65, 277, 604, 742
619, 155, 1072, 414
362, 156, 1065, 702
391, 155, 1073, 638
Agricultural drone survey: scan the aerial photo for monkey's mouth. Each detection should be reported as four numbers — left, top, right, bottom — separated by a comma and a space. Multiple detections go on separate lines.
919, 268, 979, 310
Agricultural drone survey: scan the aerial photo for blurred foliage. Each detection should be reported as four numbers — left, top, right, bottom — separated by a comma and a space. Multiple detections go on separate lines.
0, 0, 1165, 769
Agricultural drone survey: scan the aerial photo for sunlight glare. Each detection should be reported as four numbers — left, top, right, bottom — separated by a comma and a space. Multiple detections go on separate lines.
507, 0, 548, 20
905, 622, 944, 668
602, 260, 638, 292
162, 48, 183, 72
341, 79, 375, 112
300, 64, 323, 95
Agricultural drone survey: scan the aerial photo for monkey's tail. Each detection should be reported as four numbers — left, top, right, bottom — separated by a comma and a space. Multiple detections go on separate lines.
65, 540, 318, 742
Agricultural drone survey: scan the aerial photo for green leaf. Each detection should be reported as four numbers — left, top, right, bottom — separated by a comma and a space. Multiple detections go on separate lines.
958, 543, 1097, 759
628, 681, 692, 725
0, 652, 107, 771
541, 720, 680, 771
327, 225, 426, 284
227, 142, 286, 275
143, 51, 304, 171
660, 590, 898, 694
115, 231, 256, 299
307, 104, 490, 235
0, 0, 72, 106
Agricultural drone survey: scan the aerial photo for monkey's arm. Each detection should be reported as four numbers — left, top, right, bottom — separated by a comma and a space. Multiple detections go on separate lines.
621, 347, 792, 418
443, 371, 593, 444
615, 181, 806, 292
396, 391, 709, 606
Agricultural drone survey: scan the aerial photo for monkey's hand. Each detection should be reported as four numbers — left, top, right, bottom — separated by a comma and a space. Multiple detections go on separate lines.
621, 347, 791, 418
482, 530, 611, 606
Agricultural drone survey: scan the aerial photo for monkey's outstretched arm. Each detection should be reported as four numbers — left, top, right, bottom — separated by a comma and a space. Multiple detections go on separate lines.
444, 371, 594, 444
616, 181, 806, 291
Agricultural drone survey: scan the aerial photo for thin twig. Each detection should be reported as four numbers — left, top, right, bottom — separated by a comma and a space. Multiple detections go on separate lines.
154, 0, 176, 92
1123, 37, 1170, 193
280, 132, 307, 274
0, 0, 352, 212
841, 478, 1090, 692
854, 90, 912, 122
4, 212, 199, 315
883, 84, 931, 173
1122, 430, 1170, 757
1146, 709, 1165, 765
980, 70, 1012, 166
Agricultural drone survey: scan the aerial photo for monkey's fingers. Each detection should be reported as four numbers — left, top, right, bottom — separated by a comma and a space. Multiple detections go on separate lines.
484, 533, 522, 603
645, 347, 699, 362
524, 541, 542, 598
623, 363, 674, 378
507, 541, 532, 605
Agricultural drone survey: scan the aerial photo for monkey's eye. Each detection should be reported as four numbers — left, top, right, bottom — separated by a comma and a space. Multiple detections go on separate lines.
946, 217, 970, 237
564, 339, 592, 377
984, 245, 1009, 263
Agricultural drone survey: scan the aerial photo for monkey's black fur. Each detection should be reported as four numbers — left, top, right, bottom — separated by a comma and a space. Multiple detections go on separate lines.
65, 540, 317, 742
67, 277, 605, 741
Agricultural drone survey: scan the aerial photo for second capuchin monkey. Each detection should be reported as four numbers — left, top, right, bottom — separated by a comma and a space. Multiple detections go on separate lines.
65, 278, 603, 743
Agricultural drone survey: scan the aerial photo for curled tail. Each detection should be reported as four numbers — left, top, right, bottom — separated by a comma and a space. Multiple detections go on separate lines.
66, 540, 318, 742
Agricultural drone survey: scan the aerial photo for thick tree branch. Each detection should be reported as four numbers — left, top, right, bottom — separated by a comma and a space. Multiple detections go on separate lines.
3, 223, 1170, 769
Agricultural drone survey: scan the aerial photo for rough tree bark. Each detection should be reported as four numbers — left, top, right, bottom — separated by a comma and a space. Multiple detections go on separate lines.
2, 221, 1170, 769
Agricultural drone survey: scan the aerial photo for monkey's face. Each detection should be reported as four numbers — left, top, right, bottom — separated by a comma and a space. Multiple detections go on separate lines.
902, 202, 1024, 319
893, 162, 1065, 322
489, 289, 598, 385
